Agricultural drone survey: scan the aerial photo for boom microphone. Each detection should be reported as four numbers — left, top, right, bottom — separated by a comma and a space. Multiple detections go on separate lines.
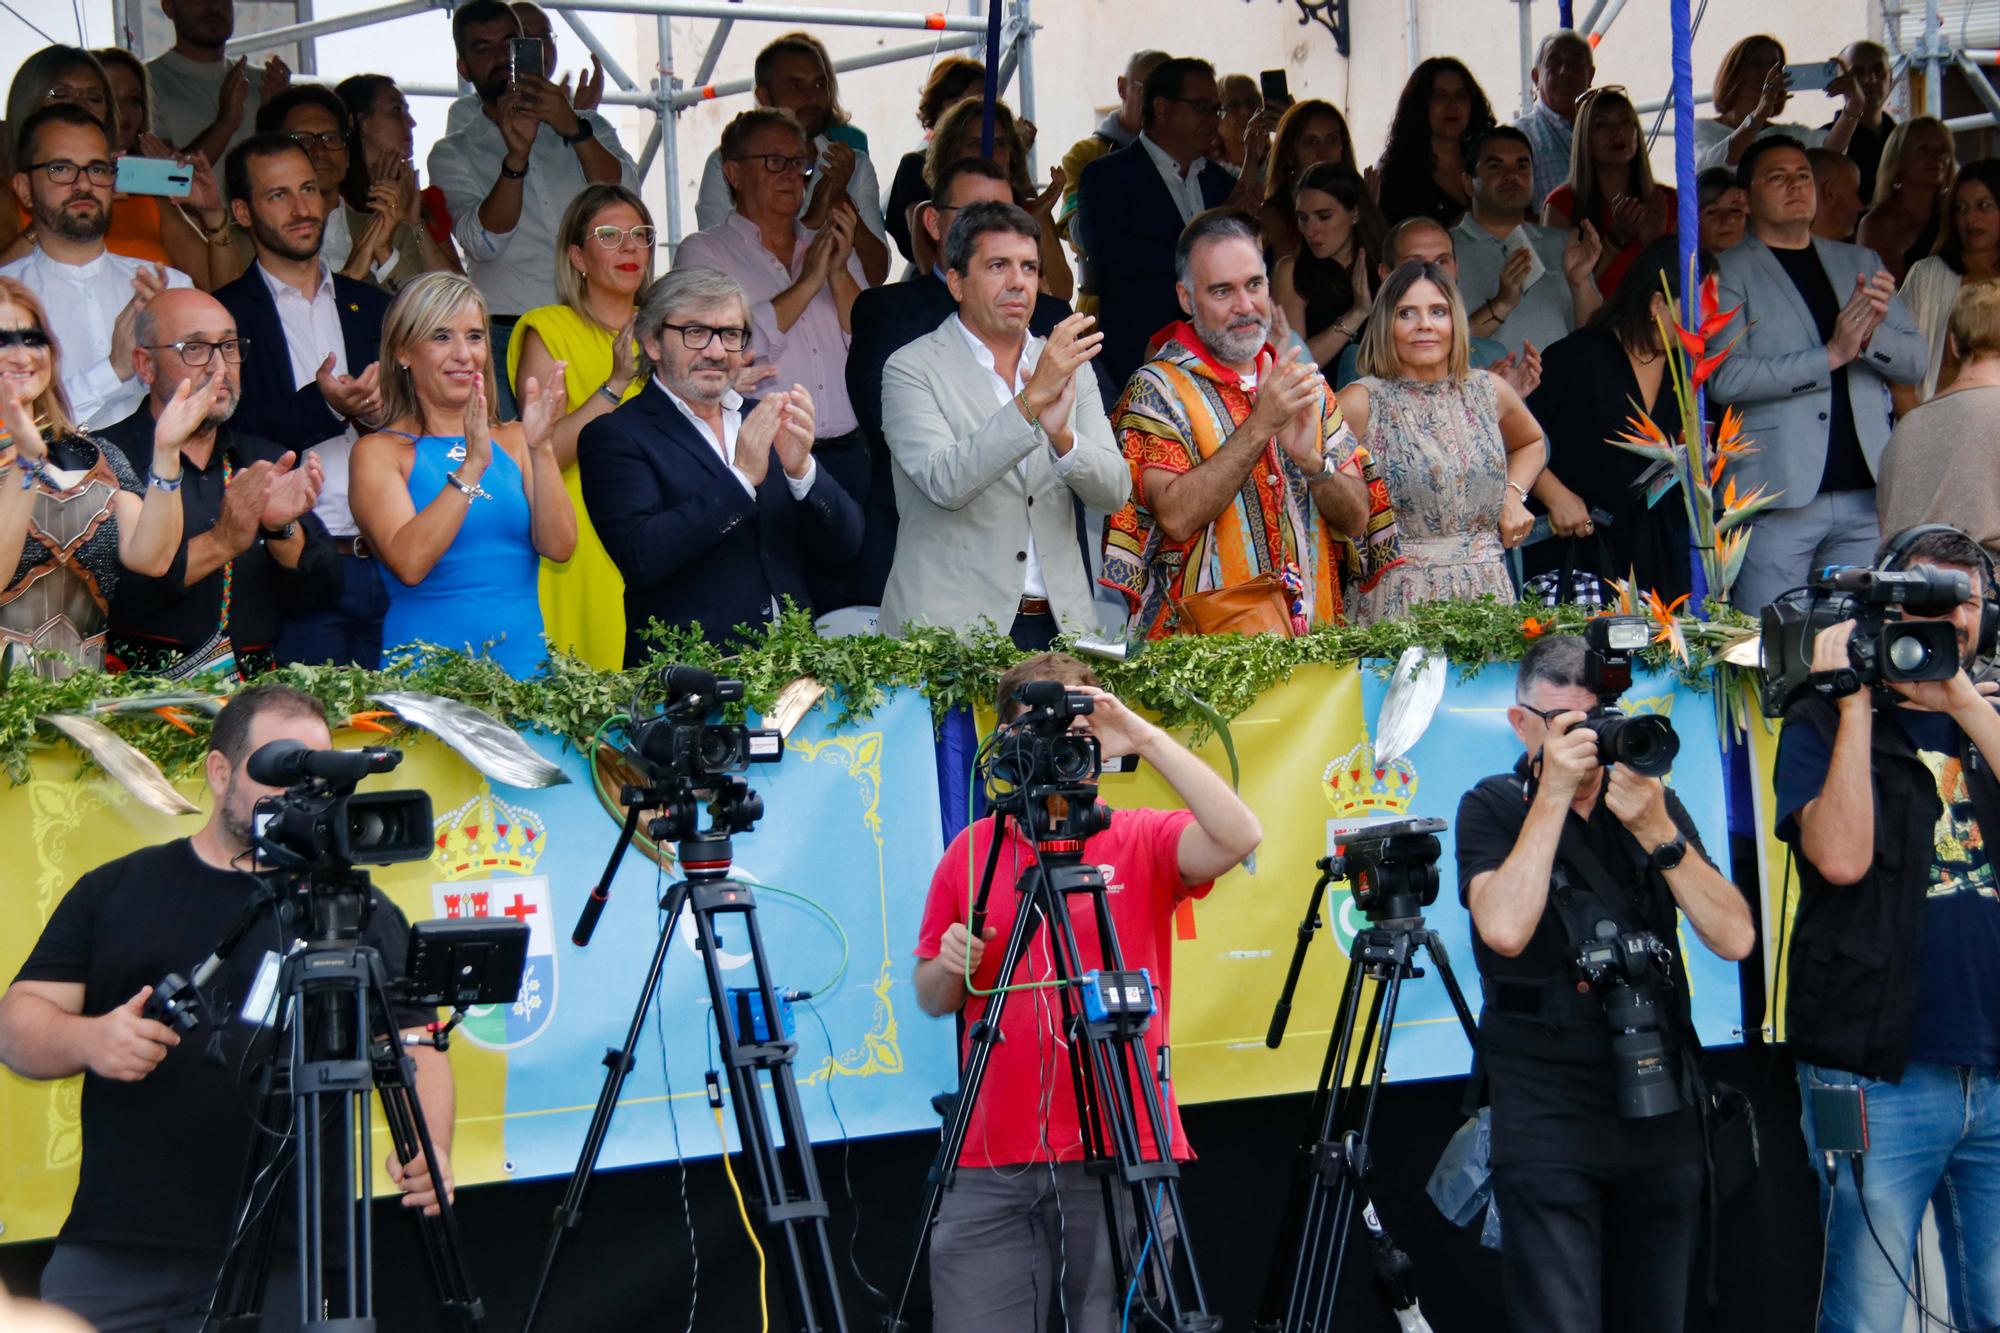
245, 739, 401, 787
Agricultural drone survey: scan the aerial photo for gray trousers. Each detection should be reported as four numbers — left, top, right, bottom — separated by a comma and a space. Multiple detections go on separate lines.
1729, 488, 1882, 614
929, 1162, 1177, 1333
40, 1243, 309, 1333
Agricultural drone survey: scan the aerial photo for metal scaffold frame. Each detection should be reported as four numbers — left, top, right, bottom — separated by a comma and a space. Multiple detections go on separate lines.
160, 0, 1037, 243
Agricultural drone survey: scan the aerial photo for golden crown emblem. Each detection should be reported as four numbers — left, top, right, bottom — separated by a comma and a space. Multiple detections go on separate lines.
1321, 738, 1418, 818
433, 790, 547, 881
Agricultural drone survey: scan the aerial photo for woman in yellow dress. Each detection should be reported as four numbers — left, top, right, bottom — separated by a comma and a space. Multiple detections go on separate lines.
508, 185, 657, 668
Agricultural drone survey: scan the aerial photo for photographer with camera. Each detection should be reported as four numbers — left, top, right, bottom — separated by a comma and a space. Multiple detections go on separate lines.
0, 684, 451, 1333
1774, 525, 2000, 1332
911, 650, 1260, 1331
1455, 630, 1755, 1333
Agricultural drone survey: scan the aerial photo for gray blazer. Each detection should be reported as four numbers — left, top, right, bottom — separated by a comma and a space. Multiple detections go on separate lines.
878, 315, 1131, 636
1709, 236, 1928, 507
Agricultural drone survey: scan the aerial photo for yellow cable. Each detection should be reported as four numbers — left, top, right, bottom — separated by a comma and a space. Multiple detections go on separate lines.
712, 1105, 769, 1333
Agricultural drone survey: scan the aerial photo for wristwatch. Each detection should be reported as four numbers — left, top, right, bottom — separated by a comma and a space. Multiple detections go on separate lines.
560, 121, 595, 146
260, 520, 297, 541
1648, 835, 1689, 871
1313, 454, 1339, 482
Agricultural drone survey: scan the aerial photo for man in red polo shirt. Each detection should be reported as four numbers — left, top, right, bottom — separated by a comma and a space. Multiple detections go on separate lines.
913, 650, 1262, 1331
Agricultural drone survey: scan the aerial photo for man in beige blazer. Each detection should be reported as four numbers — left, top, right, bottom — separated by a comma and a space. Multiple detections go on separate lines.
878, 201, 1130, 648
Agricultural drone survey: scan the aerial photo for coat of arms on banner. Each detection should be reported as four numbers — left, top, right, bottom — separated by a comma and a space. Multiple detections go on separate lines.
430, 788, 556, 1049
1321, 735, 1420, 949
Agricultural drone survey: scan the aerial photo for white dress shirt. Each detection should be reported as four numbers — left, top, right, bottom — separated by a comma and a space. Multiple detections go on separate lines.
426, 103, 638, 317
653, 375, 816, 501
1137, 132, 1212, 226
0, 247, 193, 430
256, 259, 360, 537
694, 135, 887, 241
951, 315, 1082, 600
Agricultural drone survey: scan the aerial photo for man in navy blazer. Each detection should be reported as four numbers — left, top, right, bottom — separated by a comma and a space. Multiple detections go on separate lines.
846, 157, 1072, 604
1074, 56, 1238, 394
580, 266, 863, 662
213, 133, 395, 666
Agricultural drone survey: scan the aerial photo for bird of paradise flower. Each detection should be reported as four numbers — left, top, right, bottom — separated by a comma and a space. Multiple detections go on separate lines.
1609, 270, 1781, 608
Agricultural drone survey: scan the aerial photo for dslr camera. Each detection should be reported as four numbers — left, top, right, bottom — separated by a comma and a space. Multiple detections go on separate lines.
1760, 565, 1970, 717
1568, 616, 1680, 777
1572, 926, 1682, 1119
982, 680, 1108, 842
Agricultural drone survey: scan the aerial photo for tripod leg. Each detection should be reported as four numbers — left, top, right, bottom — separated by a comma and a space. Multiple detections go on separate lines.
1421, 931, 1481, 1048
1317, 951, 1413, 1333
521, 884, 689, 1333
205, 1071, 296, 1332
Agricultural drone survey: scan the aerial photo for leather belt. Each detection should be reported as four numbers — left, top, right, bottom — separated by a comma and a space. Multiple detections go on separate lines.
1017, 597, 1052, 616
334, 535, 371, 559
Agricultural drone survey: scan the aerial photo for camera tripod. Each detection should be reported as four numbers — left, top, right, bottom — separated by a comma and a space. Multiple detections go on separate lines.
1256, 859, 1479, 1333
521, 777, 849, 1333
203, 874, 485, 1332
887, 802, 1221, 1333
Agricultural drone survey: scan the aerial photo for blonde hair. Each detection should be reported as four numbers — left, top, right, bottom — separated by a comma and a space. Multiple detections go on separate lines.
6, 46, 119, 152
555, 183, 655, 324
1949, 277, 2000, 359
1869, 115, 1957, 211
0, 277, 75, 438
924, 95, 1029, 197
1354, 260, 1471, 380
1567, 87, 1657, 221
377, 273, 492, 429
1711, 34, 1783, 116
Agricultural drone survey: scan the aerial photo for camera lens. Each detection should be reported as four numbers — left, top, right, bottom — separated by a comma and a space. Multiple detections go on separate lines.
1888, 632, 1936, 675
1590, 714, 1680, 777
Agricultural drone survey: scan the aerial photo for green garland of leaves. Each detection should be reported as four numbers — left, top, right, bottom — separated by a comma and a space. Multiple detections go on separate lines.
0, 599, 1754, 782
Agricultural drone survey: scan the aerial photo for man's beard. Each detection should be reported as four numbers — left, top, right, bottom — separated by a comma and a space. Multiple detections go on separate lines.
477, 69, 512, 104
217, 774, 257, 852
668, 356, 733, 403
38, 192, 109, 243
1194, 309, 1270, 364
250, 211, 324, 263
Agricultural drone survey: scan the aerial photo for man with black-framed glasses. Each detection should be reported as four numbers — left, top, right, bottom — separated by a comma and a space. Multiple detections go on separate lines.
97, 287, 338, 679
578, 264, 862, 659
3, 105, 193, 430
679, 105, 877, 618
213, 132, 393, 667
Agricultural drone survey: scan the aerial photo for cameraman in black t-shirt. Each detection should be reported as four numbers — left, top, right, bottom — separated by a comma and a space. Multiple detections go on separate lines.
1454, 634, 1755, 1333
0, 684, 452, 1333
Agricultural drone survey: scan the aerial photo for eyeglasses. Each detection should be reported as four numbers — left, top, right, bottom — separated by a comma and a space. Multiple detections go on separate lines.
1164, 96, 1224, 119
1522, 703, 1588, 728
730, 153, 815, 177
142, 337, 250, 366
286, 130, 348, 154
0, 328, 51, 351
24, 159, 115, 186
660, 323, 750, 351
589, 223, 657, 249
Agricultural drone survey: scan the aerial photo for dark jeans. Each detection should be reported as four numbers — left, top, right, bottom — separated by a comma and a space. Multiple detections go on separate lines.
39, 1242, 311, 1333
489, 314, 521, 421
1490, 1157, 1706, 1333
804, 429, 886, 612
274, 553, 387, 668
1009, 611, 1059, 651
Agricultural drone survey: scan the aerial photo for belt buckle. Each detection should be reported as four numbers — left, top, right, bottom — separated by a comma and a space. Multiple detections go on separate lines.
349, 534, 371, 560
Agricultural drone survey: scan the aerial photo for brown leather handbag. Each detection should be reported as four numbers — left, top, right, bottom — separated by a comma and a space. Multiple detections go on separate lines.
1168, 573, 1299, 637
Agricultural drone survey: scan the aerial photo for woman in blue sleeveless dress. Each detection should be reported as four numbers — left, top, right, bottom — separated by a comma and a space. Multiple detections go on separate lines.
349, 274, 576, 677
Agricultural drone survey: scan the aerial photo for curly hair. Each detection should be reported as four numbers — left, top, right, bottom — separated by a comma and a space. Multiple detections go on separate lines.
1377, 57, 1495, 215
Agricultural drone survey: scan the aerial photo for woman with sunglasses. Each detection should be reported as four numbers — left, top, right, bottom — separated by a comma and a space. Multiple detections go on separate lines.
0, 277, 211, 678
506, 184, 656, 669
350, 273, 574, 677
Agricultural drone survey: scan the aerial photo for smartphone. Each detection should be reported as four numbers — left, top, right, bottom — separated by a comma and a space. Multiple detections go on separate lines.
1809, 1082, 1869, 1154
115, 155, 193, 199
509, 36, 543, 84
1784, 60, 1842, 93
1259, 68, 1293, 108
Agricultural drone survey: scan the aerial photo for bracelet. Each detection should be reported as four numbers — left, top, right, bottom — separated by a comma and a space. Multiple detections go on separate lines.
597, 381, 625, 407
148, 468, 184, 492
445, 470, 491, 502
499, 159, 528, 180
1506, 480, 1531, 503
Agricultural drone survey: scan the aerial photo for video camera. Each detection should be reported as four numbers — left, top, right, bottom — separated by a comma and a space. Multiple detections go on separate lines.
1760, 565, 1970, 716
1571, 926, 1681, 1119
621, 665, 781, 839
248, 740, 433, 877
1328, 816, 1445, 922
981, 680, 1108, 844
1570, 615, 1679, 777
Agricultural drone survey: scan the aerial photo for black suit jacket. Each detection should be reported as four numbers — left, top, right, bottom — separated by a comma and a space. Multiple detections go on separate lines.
578, 379, 865, 662
1073, 142, 1235, 391
213, 266, 393, 455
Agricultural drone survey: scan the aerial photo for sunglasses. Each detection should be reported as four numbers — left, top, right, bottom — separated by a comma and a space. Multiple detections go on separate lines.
0, 327, 51, 351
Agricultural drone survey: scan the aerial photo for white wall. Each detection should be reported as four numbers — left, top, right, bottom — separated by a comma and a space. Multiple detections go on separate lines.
0, 0, 1898, 239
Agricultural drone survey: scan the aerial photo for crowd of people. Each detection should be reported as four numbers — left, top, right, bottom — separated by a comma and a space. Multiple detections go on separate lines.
5, 11, 1991, 682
